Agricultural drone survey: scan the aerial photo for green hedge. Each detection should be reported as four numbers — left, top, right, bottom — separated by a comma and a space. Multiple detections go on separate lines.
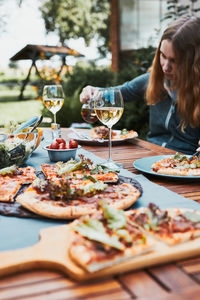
42, 47, 155, 139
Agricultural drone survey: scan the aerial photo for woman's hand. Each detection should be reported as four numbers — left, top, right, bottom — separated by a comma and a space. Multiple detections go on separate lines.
79, 86, 99, 103
196, 140, 200, 152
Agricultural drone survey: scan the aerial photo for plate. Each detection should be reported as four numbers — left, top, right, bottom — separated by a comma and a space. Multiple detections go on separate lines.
133, 155, 200, 180
69, 130, 138, 145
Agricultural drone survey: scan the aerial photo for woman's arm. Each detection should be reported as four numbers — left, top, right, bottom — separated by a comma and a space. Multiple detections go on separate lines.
79, 73, 150, 103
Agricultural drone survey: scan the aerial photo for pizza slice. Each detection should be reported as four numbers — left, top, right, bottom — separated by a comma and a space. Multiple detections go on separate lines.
0, 165, 37, 202
41, 155, 119, 183
16, 176, 141, 219
68, 202, 154, 272
152, 153, 200, 176
129, 203, 200, 245
90, 126, 117, 140
90, 126, 138, 140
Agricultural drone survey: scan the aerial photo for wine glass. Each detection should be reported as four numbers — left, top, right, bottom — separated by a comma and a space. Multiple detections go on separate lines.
42, 85, 64, 124
94, 88, 124, 169
81, 102, 98, 124
81, 89, 99, 124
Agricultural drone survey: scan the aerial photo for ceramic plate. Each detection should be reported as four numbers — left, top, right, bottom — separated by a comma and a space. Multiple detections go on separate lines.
69, 130, 138, 145
133, 155, 200, 180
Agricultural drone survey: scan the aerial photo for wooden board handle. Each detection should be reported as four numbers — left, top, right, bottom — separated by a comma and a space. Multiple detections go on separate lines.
0, 244, 45, 277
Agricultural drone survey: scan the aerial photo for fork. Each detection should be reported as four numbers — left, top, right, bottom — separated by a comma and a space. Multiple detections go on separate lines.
70, 128, 104, 143
189, 151, 200, 161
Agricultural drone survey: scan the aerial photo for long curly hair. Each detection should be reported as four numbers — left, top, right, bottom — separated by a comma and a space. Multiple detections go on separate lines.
146, 16, 200, 128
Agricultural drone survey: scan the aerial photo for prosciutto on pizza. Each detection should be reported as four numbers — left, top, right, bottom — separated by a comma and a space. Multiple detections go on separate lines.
152, 153, 200, 176
129, 203, 200, 245
69, 202, 154, 272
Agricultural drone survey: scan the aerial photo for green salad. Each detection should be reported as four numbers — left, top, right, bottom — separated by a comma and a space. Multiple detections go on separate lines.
0, 137, 35, 168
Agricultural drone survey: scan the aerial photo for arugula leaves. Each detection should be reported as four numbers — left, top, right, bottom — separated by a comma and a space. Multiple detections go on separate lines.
184, 211, 200, 223
72, 202, 133, 250
73, 219, 124, 250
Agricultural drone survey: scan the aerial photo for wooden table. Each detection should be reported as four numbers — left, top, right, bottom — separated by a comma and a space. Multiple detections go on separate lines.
1, 130, 200, 300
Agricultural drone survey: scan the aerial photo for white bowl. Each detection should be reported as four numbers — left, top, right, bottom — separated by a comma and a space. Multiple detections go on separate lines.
43, 145, 81, 162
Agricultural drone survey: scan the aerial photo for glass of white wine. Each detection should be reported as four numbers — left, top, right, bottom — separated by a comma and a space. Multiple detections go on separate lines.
42, 85, 64, 124
94, 88, 124, 169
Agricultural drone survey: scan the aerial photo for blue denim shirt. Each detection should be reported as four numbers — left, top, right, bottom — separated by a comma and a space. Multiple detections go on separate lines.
117, 73, 200, 154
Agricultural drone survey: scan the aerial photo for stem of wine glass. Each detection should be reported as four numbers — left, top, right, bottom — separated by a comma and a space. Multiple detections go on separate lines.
54, 113, 56, 124
108, 126, 113, 162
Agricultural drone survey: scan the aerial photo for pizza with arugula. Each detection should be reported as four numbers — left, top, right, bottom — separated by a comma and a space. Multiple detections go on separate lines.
152, 153, 200, 176
15, 156, 142, 219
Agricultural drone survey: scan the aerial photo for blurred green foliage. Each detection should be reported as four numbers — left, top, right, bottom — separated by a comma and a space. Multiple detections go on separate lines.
42, 47, 155, 139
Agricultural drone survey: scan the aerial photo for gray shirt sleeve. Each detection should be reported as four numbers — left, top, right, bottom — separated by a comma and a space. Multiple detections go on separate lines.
116, 73, 150, 103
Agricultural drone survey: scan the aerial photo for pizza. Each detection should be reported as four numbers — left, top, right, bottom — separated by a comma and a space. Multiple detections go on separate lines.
0, 165, 37, 202
152, 153, 200, 176
129, 203, 200, 245
69, 202, 154, 272
41, 155, 119, 184
90, 126, 138, 140
16, 176, 142, 219
68, 202, 200, 273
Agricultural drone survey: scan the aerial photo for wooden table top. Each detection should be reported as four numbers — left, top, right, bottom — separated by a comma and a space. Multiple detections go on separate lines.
1, 129, 200, 300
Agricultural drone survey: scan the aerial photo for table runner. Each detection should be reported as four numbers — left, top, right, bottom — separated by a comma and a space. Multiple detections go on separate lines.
0, 143, 200, 252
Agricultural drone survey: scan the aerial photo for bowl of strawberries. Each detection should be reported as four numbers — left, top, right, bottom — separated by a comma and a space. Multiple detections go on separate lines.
44, 138, 80, 162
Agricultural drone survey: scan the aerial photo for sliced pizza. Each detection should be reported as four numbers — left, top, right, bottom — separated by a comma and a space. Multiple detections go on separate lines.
0, 165, 37, 202
129, 203, 200, 245
69, 202, 154, 272
16, 176, 142, 219
152, 153, 200, 176
90, 126, 138, 141
41, 155, 119, 184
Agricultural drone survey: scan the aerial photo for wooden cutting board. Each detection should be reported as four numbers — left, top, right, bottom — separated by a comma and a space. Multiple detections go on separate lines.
1, 224, 200, 281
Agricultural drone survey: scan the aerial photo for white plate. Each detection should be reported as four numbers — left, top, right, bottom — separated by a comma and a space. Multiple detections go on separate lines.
133, 155, 200, 180
69, 130, 138, 145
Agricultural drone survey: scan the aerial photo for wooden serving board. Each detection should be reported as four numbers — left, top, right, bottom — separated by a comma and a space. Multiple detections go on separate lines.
1, 224, 200, 281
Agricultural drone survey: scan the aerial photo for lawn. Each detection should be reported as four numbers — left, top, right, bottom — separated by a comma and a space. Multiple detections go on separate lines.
0, 84, 43, 126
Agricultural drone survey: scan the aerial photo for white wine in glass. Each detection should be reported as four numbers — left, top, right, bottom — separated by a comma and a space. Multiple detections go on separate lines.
94, 88, 124, 169
42, 85, 64, 124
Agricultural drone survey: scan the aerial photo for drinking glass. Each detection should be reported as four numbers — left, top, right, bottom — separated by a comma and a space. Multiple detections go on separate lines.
94, 88, 124, 169
81, 90, 99, 124
81, 102, 98, 124
42, 85, 64, 124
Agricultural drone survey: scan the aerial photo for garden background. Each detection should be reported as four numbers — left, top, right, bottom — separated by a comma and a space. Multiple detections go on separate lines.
0, 0, 199, 140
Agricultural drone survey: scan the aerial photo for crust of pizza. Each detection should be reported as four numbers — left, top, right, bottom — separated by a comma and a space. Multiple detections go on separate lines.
153, 167, 200, 176
16, 183, 141, 219
69, 233, 153, 272
16, 190, 98, 219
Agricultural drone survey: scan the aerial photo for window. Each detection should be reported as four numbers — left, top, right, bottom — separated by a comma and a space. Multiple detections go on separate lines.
119, 0, 168, 50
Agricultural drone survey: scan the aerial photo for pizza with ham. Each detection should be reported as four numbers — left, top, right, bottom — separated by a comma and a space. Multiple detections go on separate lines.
69, 202, 154, 272
152, 153, 200, 176
0, 165, 37, 202
41, 155, 118, 184
68, 202, 200, 272
16, 176, 142, 219
129, 203, 200, 245
14, 155, 142, 219
90, 126, 138, 140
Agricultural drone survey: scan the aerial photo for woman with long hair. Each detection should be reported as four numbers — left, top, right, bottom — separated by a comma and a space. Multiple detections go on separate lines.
80, 16, 200, 154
